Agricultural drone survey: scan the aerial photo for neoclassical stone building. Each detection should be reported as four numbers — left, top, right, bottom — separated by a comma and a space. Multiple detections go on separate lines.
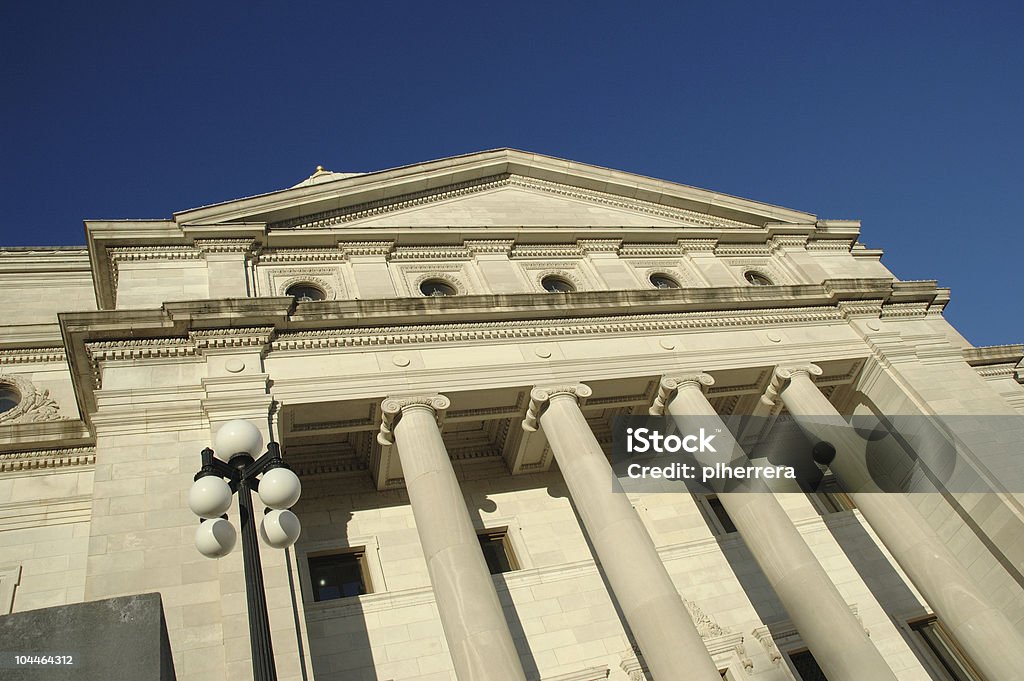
1, 149, 1022, 681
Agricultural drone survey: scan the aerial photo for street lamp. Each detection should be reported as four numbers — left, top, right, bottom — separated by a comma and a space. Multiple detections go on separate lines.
188, 419, 302, 681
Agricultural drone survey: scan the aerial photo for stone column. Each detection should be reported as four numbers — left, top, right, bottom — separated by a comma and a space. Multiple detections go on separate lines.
524, 384, 722, 681
773, 364, 1024, 681
654, 374, 896, 681
379, 395, 527, 681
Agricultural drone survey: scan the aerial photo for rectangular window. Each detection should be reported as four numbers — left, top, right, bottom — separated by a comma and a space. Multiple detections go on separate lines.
789, 649, 829, 681
308, 549, 370, 601
909, 617, 981, 681
813, 476, 856, 514
700, 495, 737, 534
477, 528, 518, 574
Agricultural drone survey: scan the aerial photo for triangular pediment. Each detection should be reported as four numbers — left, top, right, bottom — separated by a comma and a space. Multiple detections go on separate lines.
274, 174, 757, 230
172, 149, 816, 230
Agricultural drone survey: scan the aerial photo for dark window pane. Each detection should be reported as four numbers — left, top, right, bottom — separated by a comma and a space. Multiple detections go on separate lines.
744, 271, 773, 286
649, 273, 680, 289
815, 477, 856, 514
286, 284, 326, 302
708, 496, 737, 534
478, 531, 515, 574
309, 552, 367, 601
911, 618, 980, 681
419, 279, 457, 297
541, 276, 575, 293
0, 387, 20, 414
790, 650, 829, 681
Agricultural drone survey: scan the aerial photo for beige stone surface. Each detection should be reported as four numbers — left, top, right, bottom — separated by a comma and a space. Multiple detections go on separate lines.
1, 150, 1020, 681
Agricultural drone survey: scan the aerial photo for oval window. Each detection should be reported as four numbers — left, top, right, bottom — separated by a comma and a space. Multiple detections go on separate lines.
744, 271, 773, 286
420, 279, 458, 297
649, 273, 680, 289
286, 283, 327, 301
541, 276, 576, 293
0, 386, 20, 414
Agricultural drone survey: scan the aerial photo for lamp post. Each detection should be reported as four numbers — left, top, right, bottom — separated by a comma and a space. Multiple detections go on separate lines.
188, 420, 302, 681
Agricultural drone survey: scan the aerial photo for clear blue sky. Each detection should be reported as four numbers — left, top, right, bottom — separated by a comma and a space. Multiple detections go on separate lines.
1, 2, 1020, 346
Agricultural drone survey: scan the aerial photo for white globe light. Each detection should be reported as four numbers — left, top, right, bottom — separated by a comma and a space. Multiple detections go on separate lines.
213, 420, 264, 461
258, 468, 301, 510
195, 518, 237, 558
188, 476, 233, 519
259, 509, 301, 549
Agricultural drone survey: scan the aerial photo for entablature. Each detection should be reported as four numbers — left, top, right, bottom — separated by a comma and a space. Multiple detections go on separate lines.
59, 277, 947, 425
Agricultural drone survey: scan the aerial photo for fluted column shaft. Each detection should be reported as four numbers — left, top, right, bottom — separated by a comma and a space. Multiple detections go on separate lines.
384, 396, 527, 681
530, 385, 722, 681
778, 368, 1024, 681
660, 375, 896, 681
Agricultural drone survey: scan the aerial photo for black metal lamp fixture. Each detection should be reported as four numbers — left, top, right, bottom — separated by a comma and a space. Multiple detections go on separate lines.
188, 420, 302, 681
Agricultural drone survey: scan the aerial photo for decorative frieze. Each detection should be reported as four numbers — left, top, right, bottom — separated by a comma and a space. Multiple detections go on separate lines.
338, 241, 395, 257
85, 327, 274, 389
194, 238, 257, 254
390, 245, 473, 261
769, 235, 810, 251
189, 327, 275, 352
106, 245, 203, 290
577, 239, 622, 254
808, 238, 857, 252
715, 244, 773, 257
0, 446, 96, 472
619, 243, 686, 257
510, 244, 585, 259
464, 240, 515, 255
272, 306, 847, 353
879, 302, 931, 319
0, 347, 66, 365
678, 238, 719, 253
257, 247, 349, 264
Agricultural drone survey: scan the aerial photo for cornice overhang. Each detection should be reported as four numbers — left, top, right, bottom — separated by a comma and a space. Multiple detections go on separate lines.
59, 277, 948, 424
0, 419, 93, 454
963, 344, 1024, 384
171, 149, 818, 229
963, 345, 1024, 366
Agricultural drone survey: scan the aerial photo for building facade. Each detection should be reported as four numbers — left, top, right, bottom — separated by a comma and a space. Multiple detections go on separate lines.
1, 149, 1022, 681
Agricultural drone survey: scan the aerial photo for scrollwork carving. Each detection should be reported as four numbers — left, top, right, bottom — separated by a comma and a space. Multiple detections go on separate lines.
377, 394, 450, 445
684, 598, 729, 639
522, 384, 592, 432
762, 363, 822, 407
650, 373, 714, 415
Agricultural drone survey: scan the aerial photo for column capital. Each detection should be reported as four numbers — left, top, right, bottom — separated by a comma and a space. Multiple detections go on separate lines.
762, 363, 823, 406
522, 384, 592, 432
650, 373, 715, 415
377, 394, 450, 445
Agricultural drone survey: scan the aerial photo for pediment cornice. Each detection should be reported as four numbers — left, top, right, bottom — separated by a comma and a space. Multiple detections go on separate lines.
171, 149, 816, 229
269, 172, 760, 232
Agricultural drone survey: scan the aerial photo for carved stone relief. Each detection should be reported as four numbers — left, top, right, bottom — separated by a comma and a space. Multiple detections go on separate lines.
0, 375, 62, 424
